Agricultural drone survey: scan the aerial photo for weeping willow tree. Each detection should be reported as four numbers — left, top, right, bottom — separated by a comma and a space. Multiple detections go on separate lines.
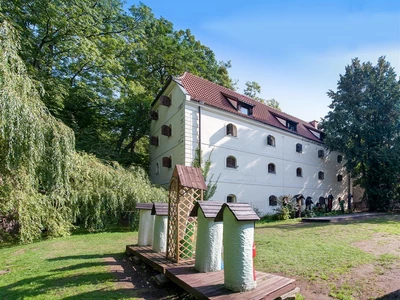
0, 21, 167, 242
0, 21, 75, 242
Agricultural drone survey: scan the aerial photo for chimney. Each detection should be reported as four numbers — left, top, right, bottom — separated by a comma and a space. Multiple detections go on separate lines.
310, 120, 319, 129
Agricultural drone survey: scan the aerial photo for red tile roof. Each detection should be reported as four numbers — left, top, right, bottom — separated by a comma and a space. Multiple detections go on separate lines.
175, 72, 323, 143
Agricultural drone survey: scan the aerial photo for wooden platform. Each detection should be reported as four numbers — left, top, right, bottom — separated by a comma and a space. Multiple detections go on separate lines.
126, 245, 194, 274
126, 245, 296, 299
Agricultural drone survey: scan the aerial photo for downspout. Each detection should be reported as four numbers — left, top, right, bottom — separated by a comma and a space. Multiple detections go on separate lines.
198, 105, 202, 166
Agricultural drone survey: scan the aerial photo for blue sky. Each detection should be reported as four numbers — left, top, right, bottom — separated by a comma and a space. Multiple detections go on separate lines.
126, 0, 400, 122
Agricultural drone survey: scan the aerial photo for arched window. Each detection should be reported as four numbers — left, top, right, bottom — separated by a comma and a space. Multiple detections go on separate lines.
318, 149, 324, 158
296, 167, 302, 177
318, 171, 324, 180
296, 143, 302, 153
269, 195, 277, 206
162, 156, 172, 168
337, 155, 343, 163
268, 163, 276, 174
337, 174, 343, 182
226, 156, 237, 168
227, 194, 237, 203
226, 123, 237, 137
267, 135, 275, 146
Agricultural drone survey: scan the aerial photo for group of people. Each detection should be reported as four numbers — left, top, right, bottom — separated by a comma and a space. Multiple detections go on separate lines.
296, 193, 353, 214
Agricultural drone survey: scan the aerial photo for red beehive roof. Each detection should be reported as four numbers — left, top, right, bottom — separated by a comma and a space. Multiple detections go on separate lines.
172, 165, 207, 190
174, 72, 323, 143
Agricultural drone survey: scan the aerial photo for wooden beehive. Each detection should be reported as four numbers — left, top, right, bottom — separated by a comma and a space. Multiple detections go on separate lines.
166, 165, 207, 263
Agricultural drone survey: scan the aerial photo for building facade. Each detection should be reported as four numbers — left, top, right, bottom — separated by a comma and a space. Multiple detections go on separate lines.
149, 72, 351, 215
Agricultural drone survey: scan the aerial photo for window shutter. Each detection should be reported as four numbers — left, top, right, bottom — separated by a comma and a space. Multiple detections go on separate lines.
161, 125, 171, 137
150, 136, 159, 146
160, 95, 171, 107
162, 157, 171, 168
150, 111, 158, 121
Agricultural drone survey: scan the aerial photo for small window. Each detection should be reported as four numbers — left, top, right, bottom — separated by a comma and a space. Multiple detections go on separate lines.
156, 162, 160, 175
226, 156, 237, 168
267, 135, 275, 147
318, 149, 324, 158
268, 163, 276, 174
337, 174, 343, 182
150, 136, 159, 146
318, 171, 324, 180
296, 167, 302, 177
162, 156, 172, 168
160, 95, 171, 107
269, 195, 277, 206
287, 121, 297, 131
150, 111, 158, 121
337, 155, 343, 163
227, 194, 237, 203
296, 143, 302, 153
226, 123, 237, 137
161, 125, 172, 137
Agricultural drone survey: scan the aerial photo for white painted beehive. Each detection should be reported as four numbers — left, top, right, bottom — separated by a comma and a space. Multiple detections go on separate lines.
190, 201, 224, 273
151, 203, 169, 252
215, 203, 260, 292
136, 203, 155, 246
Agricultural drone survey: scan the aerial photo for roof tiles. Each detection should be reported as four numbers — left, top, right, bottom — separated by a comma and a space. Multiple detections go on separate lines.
176, 72, 324, 143
172, 165, 207, 190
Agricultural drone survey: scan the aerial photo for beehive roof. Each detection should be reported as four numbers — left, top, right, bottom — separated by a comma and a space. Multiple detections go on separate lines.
189, 201, 224, 218
172, 165, 207, 190
151, 203, 169, 216
214, 203, 260, 222
135, 203, 153, 210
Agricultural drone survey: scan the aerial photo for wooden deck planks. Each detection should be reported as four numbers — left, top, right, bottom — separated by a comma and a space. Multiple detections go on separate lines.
126, 245, 296, 300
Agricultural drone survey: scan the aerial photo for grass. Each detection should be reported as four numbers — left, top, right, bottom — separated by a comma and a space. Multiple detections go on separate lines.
1, 215, 399, 299
255, 215, 400, 299
0, 230, 138, 299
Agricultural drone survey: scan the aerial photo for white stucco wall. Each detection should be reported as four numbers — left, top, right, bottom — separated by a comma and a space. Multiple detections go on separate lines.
223, 209, 256, 292
152, 215, 168, 252
185, 103, 350, 214
194, 210, 223, 273
138, 210, 155, 246
149, 81, 350, 215
149, 83, 187, 187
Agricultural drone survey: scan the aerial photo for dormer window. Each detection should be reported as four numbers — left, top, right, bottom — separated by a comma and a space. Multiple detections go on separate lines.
287, 120, 297, 131
238, 102, 253, 116
273, 113, 298, 132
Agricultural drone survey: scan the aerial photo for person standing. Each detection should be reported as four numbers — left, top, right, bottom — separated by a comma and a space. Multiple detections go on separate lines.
339, 197, 345, 214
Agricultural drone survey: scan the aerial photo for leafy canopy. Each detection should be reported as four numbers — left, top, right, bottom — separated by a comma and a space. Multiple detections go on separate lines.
321, 57, 400, 210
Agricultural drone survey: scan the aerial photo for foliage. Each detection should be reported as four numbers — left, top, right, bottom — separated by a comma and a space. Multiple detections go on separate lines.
70, 152, 167, 231
243, 81, 281, 110
0, 21, 75, 243
0, 1, 235, 167
0, 21, 167, 242
321, 57, 400, 211
192, 148, 220, 200
273, 195, 297, 220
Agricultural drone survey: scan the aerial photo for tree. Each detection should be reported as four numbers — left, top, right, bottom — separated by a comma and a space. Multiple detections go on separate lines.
192, 149, 220, 200
244, 81, 281, 110
321, 57, 400, 211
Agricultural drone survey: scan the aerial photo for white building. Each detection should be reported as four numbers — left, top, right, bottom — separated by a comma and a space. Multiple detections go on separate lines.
149, 72, 350, 215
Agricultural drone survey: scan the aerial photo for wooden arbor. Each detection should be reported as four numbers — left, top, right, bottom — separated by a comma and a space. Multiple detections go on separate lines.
166, 165, 207, 263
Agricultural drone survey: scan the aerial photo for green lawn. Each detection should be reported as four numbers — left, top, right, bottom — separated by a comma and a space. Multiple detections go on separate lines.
1, 215, 399, 300
0, 231, 138, 299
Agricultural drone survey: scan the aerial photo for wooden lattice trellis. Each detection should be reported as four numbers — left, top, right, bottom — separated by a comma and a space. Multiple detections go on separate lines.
166, 165, 207, 263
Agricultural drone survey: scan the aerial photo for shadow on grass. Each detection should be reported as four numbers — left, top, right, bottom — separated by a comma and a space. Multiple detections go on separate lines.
256, 214, 399, 231
375, 289, 400, 300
